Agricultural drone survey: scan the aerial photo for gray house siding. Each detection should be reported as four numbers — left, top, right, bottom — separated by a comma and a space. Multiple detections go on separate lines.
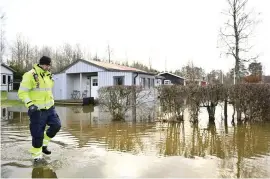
98, 71, 133, 87
136, 73, 156, 88
52, 60, 157, 100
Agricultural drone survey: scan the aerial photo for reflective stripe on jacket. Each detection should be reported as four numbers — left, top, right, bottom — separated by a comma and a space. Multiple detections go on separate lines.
18, 64, 54, 109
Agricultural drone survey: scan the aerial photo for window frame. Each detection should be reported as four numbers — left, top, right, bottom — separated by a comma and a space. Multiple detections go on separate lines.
92, 78, 98, 86
2, 74, 6, 85
113, 76, 125, 85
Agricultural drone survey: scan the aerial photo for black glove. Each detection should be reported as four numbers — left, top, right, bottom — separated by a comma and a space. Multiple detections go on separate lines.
28, 104, 38, 115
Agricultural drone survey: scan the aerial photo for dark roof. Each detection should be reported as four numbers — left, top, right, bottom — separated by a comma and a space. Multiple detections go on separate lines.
55, 59, 156, 75
158, 72, 185, 79
155, 75, 166, 79
1, 63, 16, 73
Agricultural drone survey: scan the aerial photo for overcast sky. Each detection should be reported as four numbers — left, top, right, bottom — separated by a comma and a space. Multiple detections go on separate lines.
1, 0, 269, 74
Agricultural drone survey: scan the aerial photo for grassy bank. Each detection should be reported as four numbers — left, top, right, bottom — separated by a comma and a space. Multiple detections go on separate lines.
1, 91, 24, 107
1, 91, 84, 107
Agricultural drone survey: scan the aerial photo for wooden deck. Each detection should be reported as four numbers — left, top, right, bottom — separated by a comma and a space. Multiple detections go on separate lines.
54, 99, 83, 105
54, 98, 96, 106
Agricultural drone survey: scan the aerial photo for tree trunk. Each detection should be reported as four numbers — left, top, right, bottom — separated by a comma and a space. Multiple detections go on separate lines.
236, 100, 242, 124
207, 102, 216, 124
224, 98, 228, 125
132, 87, 136, 122
232, 103, 236, 126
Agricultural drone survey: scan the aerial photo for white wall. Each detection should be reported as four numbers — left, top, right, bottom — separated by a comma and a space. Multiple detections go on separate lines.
1, 65, 13, 74
66, 74, 75, 99
7, 91, 19, 100
65, 61, 104, 74
1, 65, 14, 91
52, 73, 67, 100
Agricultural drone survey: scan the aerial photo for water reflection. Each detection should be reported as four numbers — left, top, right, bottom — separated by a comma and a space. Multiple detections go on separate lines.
32, 167, 57, 178
1, 105, 270, 178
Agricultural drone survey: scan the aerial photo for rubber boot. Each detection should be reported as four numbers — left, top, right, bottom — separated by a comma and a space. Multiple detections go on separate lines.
29, 147, 43, 162
42, 146, 51, 155
42, 132, 52, 155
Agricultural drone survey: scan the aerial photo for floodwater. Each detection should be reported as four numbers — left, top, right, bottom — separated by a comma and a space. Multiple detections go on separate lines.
1, 105, 270, 178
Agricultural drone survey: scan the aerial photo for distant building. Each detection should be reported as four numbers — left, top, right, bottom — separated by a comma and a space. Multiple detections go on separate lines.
1, 63, 16, 91
157, 72, 185, 85
184, 79, 207, 86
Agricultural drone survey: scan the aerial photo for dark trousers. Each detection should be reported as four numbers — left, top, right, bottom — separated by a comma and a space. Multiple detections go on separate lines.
28, 106, 61, 148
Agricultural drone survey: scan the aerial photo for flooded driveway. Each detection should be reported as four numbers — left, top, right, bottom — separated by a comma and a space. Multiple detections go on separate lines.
1, 105, 270, 178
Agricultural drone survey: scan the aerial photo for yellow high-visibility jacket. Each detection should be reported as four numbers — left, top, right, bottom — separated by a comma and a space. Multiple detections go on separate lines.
18, 64, 54, 109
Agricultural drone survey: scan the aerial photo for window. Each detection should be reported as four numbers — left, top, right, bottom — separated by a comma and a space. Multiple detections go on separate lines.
2, 75, 6, 84
164, 80, 171, 85
2, 108, 6, 118
140, 77, 146, 88
8, 76, 11, 84
92, 79, 98, 86
114, 76, 124, 85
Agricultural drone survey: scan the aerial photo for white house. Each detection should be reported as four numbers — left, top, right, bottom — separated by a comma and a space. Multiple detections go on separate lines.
1, 63, 16, 91
52, 59, 157, 100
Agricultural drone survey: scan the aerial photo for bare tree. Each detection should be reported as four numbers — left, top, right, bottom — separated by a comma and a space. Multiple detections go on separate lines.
219, 0, 260, 83
32, 45, 40, 64
207, 70, 223, 85
179, 61, 205, 84
0, 11, 6, 62
9, 34, 25, 69
8, 34, 35, 71
62, 43, 73, 64
73, 43, 83, 60
219, 0, 260, 123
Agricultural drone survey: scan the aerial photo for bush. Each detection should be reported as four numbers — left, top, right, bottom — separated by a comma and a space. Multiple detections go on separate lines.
97, 85, 145, 121
157, 85, 187, 121
157, 83, 270, 123
228, 84, 270, 122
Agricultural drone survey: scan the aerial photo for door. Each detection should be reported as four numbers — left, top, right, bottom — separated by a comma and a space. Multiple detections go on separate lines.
91, 76, 98, 98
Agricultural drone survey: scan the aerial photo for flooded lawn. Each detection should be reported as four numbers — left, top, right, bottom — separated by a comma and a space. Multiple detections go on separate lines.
1, 105, 270, 178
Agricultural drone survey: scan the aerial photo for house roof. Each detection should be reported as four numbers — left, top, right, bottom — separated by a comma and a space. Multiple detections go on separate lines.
158, 72, 185, 79
1, 63, 16, 73
155, 75, 166, 79
57, 59, 155, 75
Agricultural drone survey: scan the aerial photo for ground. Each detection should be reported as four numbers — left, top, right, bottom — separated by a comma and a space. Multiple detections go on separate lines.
1, 91, 24, 106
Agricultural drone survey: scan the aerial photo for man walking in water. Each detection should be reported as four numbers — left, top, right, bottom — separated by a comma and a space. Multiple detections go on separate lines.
18, 56, 61, 162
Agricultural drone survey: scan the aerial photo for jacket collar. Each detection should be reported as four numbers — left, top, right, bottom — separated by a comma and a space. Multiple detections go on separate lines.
33, 64, 50, 75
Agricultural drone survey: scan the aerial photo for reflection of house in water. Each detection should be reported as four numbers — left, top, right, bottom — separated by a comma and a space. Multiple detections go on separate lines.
55, 105, 157, 148
55, 105, 109, 128
1, 105, 158, 148
1, 106, 28, 121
